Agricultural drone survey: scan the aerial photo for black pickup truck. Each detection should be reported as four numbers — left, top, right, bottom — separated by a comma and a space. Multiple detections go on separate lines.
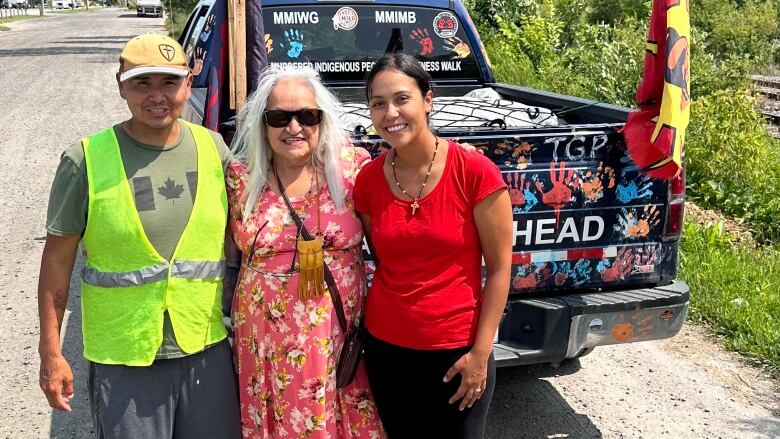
179, 0, 689, 367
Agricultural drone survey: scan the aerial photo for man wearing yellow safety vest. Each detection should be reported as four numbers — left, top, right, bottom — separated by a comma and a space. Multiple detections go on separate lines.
37, 34, 241, 438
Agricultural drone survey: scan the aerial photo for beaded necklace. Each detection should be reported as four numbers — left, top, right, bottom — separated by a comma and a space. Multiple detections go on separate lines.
390, 137, 439, 215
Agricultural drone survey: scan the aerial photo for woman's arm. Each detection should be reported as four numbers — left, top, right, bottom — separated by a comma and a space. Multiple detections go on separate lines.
444, 189, 512, 410
357, 212, 379, 267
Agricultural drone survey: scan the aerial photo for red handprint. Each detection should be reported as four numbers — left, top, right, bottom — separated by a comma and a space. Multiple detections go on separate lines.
512, 264, 552, 290
507, 173, 525, 206
512, 272, 537, 290
600, 248, 635, 283
535, 161, 576, 225
410, 28, 433, 56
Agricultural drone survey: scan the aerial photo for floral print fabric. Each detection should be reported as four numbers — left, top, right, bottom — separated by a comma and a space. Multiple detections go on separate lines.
226, 148, 385, 439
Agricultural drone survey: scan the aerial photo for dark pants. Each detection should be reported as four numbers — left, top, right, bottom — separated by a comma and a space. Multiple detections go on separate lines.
88, 340, 241, 439
364, 331, 496, 439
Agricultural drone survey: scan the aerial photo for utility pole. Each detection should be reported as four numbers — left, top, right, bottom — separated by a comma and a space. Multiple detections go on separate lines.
38, 0, 43, 16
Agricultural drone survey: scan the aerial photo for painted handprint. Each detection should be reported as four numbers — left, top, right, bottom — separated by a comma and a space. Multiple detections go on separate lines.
199, 14, 216, 43
559, 259, 593, 286
511, 141, 534, 169
283, 29, 304, 58
579, 162, 615, 204
409, 28, 434, 56
506, 173, 525, 207
443, 36, 471, 58
506, 172, 538, 213
632, 245, 660, 274
535, 161, 577, 225
614, 205, 661, 239
619, 153, 639, 175
598, 247, 634, 282
554, 270, 568, 286
616, 174, 653, 203
264, 33, 274, 55
495, 139, 513, 156
512, 263, 552, 291
191, 47, 207, 76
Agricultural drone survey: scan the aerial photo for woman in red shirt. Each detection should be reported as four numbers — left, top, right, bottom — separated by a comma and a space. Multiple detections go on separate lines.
353, 53, 513, 438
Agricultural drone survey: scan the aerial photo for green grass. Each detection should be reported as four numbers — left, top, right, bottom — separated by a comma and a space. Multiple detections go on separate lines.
0, 14, 42, 28
680, 221, 780, 375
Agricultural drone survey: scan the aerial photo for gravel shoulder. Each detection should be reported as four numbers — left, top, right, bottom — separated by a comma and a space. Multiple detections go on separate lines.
0, 9, 778, 439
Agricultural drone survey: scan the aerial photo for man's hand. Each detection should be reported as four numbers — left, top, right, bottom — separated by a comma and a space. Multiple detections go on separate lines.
39, 353, 74, 412
37, 233, 80, 412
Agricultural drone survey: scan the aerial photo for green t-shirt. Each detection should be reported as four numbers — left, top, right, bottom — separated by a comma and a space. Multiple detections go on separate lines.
46, 120, 233, 360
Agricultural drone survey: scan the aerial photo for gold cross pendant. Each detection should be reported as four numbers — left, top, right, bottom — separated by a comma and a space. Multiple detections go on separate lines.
410, 199, 420, 215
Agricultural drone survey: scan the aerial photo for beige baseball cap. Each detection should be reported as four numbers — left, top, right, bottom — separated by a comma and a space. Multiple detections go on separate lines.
119, 34, 189, 82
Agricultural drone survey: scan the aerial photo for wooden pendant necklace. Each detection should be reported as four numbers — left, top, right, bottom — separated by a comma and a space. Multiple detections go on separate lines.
391, 137, 439, 215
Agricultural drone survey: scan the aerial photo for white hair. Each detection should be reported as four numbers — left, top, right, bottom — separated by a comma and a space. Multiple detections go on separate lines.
231, 65, 348, 219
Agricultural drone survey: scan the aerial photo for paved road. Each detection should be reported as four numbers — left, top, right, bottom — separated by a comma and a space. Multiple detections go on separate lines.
0, 9, 778, 439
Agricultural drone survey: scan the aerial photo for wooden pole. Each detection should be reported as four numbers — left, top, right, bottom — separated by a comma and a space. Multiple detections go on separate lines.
234, 0, 247, 114
227, 0, 247, 113
227, 0, 235, 109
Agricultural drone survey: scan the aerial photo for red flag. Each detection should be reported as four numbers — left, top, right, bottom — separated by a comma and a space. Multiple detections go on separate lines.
623, 0, 690, 180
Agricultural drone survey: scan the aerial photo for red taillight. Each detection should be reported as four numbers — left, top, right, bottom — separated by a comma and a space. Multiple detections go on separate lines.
669, 168, 685, 198
664, 166, 686, 239
664, 201, 685, 238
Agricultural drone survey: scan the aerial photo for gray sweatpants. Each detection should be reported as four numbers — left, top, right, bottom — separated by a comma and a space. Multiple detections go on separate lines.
88, 340, 241, 439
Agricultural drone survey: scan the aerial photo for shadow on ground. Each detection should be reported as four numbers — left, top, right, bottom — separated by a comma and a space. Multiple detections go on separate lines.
115, 13, 160, 19
486, 363, 603, 439
0, 46, 118, 57
54, 36, 138, 44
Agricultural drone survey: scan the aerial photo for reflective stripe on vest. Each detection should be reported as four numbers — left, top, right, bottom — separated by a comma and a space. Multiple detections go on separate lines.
82, 260, 226, 287
80, 120, 228, 366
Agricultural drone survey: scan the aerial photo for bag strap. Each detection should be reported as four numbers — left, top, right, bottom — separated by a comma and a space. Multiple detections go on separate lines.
273, 163, 349, 333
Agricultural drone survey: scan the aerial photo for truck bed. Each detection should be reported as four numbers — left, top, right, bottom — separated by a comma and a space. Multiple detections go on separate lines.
352, 85, 689, 365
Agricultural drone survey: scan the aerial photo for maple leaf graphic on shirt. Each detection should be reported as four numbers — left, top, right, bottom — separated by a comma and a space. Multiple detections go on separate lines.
158, 178, 184, 204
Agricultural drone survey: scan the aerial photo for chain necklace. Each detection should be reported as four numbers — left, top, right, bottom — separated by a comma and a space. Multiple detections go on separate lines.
390, 137, 439, 215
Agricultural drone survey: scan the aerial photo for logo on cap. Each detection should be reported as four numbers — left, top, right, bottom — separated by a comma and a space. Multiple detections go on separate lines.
159, 44, 176, 62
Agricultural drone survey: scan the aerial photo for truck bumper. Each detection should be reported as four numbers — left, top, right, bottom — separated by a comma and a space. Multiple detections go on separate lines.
493, 281, 689, 367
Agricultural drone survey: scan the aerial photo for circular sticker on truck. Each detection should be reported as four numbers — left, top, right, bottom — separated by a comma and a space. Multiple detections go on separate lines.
333, 7, 359, 30
433, 11, 458, 38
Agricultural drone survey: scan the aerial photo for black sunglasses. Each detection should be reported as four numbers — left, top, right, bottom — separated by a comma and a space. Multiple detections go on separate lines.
263, 108, 323, 128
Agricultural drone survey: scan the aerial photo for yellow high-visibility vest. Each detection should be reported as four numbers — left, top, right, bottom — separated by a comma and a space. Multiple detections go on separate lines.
80, 121, 227, 366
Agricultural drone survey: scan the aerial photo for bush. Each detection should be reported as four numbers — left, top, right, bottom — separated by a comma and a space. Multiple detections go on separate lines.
680, 221, 780, 374
585, 0, 650, 25
483, 14, 645, 107
686, 91, 780, 243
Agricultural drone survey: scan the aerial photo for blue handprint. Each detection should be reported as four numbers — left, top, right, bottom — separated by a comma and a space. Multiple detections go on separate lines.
619, 153, 639, 176
616, 175, 653, 203
555, 260, 592, 286
571, 259, 592, 285
283, 29, 304, 58
199, 14, 216, 43
522, 185, 539, 212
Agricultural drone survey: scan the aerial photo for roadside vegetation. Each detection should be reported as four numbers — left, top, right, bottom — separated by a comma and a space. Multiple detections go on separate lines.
466, 0, 780, 375
0, 12, 42, 30
160, 0, 195, 38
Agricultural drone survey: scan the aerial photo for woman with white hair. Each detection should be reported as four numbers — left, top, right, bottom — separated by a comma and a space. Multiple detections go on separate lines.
226, 65, 385, 438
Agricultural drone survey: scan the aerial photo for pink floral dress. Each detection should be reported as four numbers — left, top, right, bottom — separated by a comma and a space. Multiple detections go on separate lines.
226, 147, 385, 439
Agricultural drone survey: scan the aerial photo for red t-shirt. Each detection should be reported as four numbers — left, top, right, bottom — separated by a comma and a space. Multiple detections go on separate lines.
353, 141, 507, 350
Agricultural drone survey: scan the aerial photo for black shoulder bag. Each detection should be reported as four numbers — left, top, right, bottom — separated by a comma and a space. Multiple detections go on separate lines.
274, 167, 364, 389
